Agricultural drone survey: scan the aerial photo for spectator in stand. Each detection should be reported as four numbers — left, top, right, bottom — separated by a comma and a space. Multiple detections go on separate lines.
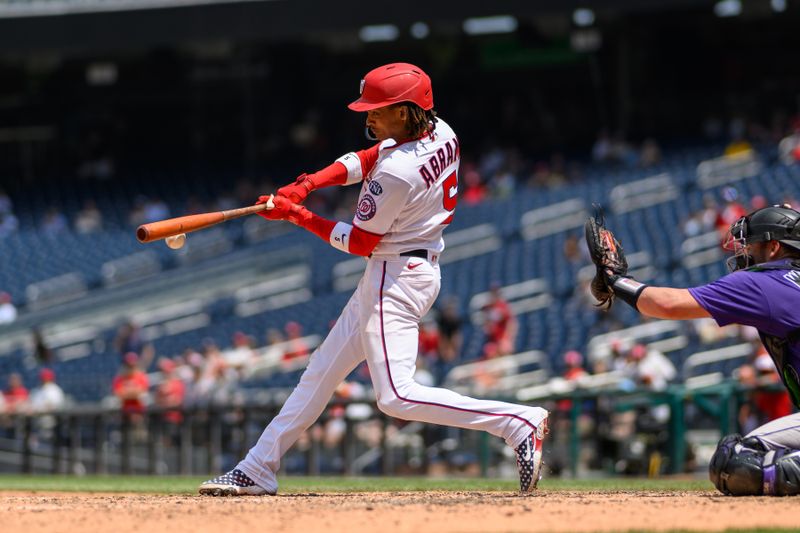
460, 164, 486, 206
261, 328, 286, 359
281, 321, 309, 362
175, 348, 201, 383
563, 350, 588, 382
113, 320, 154, 367
28, 369, 65, 413
418, 316, 440, 362
592, 130, 612, 162
750, 195, 768, 211
481, 341, 500, 361
737, 364, 762, 435
734, 346, 793, 436
200, 340, 227, 378
606, 338, 632, 372
322, 380, 369, 459
610, 131, 637, 167
74, 199, 103, 234
563, 234, 586, 266
724, 133, 754, 158
750, 350, 793, 423
417, 316, 443, 382
639, 138, 662, 168
490, 168, 517, 199
693, 194, 721, 236
41, 207, 68, 237
550, 350, 591, 475
142, 197, 170, 223
482, 284, 518, 356
0, 292, 17, 324
778, 118, 800, 166
184, 356, 213, 408
154, 358, 186, 426
627, 343, 676, 392
473, 343, 504, 391
112, 352, 150, 422
436, 296, 463, 366
128, 196, 147, 227
199, 358, 238, 407
555, 350, 589, 417
28, 368, 66, 442
715, 187, 747, 239
224, 331, 257, 372
266, 327, 285, 346
479, 147, 506, 179
4, 373, 29, 413
625, 343, 676, 424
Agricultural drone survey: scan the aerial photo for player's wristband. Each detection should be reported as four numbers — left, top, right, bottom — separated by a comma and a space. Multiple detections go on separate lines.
296, 212, 380, 257
609, 275, 648, 310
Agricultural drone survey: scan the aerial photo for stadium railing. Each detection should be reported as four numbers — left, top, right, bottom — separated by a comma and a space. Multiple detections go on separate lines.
0, 380, 776, 480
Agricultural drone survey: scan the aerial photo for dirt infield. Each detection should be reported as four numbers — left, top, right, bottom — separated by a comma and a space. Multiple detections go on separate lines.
1, 490, 796, 533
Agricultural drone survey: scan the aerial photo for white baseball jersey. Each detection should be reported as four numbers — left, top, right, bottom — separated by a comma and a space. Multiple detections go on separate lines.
337, 118, 460, 256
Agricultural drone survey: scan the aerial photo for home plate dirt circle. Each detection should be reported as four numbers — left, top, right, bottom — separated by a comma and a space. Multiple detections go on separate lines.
0, 490, 796, 533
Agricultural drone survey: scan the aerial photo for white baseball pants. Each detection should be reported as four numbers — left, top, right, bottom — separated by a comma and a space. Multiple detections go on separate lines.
238, 255, 548, 493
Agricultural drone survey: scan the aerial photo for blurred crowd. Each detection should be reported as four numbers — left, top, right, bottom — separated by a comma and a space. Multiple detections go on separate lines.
1, 109, 798, 247
682, 186, 798, 241
1, 108, 800, 476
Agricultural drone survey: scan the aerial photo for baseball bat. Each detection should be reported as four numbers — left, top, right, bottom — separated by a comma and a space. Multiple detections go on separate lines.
136, 196, 275, 243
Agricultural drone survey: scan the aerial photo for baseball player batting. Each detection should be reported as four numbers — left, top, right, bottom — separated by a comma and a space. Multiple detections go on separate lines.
198, 63, 548, 496
585, 204, 800, 496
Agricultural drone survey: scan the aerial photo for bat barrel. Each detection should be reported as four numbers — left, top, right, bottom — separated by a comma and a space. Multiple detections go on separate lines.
136, 226, 151, 243
136, 201, 271, 244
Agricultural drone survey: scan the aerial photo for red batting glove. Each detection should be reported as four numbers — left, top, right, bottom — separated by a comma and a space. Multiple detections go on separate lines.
255, 195, 274, 220
256, 195, 311, 226
276, 173, 315, 204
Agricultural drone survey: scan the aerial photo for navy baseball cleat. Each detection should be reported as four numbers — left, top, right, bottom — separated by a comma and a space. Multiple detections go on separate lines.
515, 417, 548, 494
198, 469, 274, 496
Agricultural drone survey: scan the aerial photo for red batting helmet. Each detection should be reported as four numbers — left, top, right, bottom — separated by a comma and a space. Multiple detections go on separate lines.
348, 63, 433, 112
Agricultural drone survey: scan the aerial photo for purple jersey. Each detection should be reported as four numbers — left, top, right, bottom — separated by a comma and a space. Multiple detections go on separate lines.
688, 259, 800, 407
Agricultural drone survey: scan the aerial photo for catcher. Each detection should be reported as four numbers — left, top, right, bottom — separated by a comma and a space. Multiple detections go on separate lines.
585, 204, 800, 496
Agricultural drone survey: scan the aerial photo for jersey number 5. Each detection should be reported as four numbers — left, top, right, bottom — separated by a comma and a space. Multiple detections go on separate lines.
442, 171, 458, 224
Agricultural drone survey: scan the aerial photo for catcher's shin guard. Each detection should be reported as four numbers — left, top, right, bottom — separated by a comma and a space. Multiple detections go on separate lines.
762, 449, 800, 496
710, 434, 800, 496
709, 434, 764, 496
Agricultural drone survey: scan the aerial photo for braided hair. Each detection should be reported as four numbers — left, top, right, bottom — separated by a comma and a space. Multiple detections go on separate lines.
403, 103, 437, 139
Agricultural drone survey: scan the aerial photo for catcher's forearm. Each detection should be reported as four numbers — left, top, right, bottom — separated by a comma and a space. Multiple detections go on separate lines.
636, 287, 712, 319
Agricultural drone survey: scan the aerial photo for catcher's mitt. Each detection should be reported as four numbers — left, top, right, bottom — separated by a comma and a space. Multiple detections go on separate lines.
584, 205, 628, 309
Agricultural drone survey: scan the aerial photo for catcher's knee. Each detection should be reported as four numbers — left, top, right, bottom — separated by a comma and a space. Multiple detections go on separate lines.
709, 434, 800, 496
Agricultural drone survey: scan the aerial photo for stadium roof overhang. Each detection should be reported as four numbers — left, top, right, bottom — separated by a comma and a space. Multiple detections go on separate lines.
0, 0, 714, 53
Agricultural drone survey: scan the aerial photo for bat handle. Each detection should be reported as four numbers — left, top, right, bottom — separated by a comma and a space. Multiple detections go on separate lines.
220, 195, 276, 221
